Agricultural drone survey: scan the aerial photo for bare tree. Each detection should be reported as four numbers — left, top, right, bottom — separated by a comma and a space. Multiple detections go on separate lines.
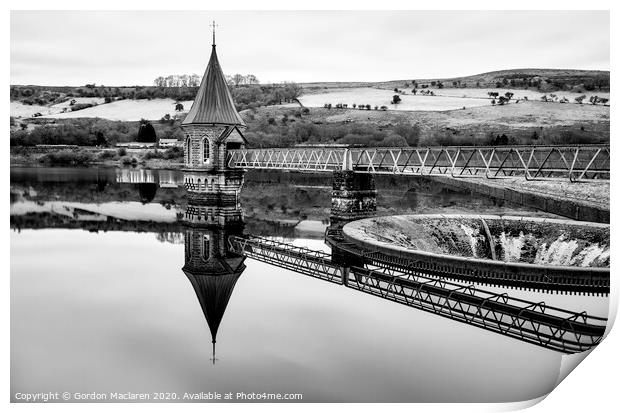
282, 82, 302, 100
189, 74, 201, 87
180, 74, 189, 87
232, 74, 245, 87
246, 74, 259, 84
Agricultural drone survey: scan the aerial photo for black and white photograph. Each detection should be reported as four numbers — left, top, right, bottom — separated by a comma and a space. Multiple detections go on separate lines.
7, 2, 617, 408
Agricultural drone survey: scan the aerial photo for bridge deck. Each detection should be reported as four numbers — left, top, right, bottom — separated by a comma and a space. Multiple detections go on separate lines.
228, 145, 610, 181
228, 235, 607, 354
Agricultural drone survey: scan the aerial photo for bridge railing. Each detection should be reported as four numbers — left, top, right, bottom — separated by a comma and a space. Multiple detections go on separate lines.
228, 235, 343, 284
228, 145, 610, 181
228, 235, 607, 353
228, 147, 345, 172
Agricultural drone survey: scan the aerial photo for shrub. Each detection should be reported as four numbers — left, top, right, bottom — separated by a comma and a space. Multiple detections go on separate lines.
10, 130, 31, 146
40, 150, 94, 165
119, 155, 138, 165
137, 120, 157, 142
543, 129, 605, 145
394, 123, 421, 146
98, 150, 118, 160
164, 146, 184, 159
419, 131, 461, 147
378, 134, 408, 147
337, 134, 368, 145
117, 147, 127, 156
70, 103, 95, 111
143, 150, 166, 160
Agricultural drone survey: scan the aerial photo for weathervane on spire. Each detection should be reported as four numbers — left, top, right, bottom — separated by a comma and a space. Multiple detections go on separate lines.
210, 20, 219, 47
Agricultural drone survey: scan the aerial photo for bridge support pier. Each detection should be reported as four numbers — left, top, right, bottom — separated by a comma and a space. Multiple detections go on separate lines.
330, 171, 377, 222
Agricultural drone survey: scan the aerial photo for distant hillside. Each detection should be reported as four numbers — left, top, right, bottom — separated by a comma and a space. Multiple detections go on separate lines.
10, 83, 299, 113
10, 68, 609, 121
301, 69, 610, 93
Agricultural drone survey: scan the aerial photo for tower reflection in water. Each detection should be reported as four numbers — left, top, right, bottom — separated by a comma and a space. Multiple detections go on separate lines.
181, 171, 245, 364
174, 169, 604, 358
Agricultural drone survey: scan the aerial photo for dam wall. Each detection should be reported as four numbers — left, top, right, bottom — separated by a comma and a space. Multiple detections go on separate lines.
432, 176, 609, 224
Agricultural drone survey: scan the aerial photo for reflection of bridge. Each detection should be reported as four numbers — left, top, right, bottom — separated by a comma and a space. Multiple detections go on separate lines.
228, 235, 606, 354
228, 145, 610, 181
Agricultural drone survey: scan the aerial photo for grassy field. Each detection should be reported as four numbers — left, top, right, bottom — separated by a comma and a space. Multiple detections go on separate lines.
38, 99, 192, 121
248, 100, 610, 145
295, 100, 610, 129
299, 86, 609, 110
11, 97, 105, 118
298, 88, 490, 111
11, 89, 609, 124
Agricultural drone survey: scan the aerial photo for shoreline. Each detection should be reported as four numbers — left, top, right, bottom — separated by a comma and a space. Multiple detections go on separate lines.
10, 146, 183, 169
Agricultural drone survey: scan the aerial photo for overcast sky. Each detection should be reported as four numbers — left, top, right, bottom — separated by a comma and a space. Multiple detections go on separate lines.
10, 10, 610, 86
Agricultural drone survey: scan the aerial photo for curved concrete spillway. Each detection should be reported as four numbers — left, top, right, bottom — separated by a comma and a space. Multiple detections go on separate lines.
342, 214, 610, 270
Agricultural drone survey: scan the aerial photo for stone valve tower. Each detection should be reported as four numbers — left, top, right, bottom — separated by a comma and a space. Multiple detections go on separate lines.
182, 22, 247, 205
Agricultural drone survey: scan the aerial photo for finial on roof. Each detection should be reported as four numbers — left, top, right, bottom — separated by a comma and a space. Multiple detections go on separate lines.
211, 340, 217, 365
210, 20, 219, 47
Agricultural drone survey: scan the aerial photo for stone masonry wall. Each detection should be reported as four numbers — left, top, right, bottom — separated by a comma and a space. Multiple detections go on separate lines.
432, 176, 609, 224
182, 125, 224, 169
331, 171, 377, 220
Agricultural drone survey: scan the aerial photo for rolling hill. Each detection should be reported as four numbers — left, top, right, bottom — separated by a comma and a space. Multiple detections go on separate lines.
299, 68, 610, 93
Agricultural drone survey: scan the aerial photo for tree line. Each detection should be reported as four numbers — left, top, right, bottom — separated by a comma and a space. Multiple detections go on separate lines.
153, 73, 260, 88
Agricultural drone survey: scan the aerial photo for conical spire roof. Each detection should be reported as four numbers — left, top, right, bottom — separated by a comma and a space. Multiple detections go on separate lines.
184, 270, 243, 344
183, 45, 246, 127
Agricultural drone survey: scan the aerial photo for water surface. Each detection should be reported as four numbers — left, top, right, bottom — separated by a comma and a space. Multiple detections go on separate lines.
10, 167, 608, 402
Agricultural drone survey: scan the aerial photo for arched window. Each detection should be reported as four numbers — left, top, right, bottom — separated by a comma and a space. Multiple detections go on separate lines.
201, 234, 210, 261
186, 231, 192, 258
202, 137, 210, 163
185, 136, 191, 164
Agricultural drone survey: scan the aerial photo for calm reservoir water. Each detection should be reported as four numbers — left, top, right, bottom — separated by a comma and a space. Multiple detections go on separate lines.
10, 167, 609, 402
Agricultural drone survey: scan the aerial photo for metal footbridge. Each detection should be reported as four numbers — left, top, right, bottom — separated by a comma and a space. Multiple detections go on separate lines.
228, 145, 610, 181
228, 235, 607, 354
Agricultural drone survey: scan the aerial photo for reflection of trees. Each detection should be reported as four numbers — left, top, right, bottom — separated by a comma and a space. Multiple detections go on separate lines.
137, 183, 158, 204
156, 231, 184, 244
10, 181, 188, 204
96, 177, 109, 192
10, 212, 183, 238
